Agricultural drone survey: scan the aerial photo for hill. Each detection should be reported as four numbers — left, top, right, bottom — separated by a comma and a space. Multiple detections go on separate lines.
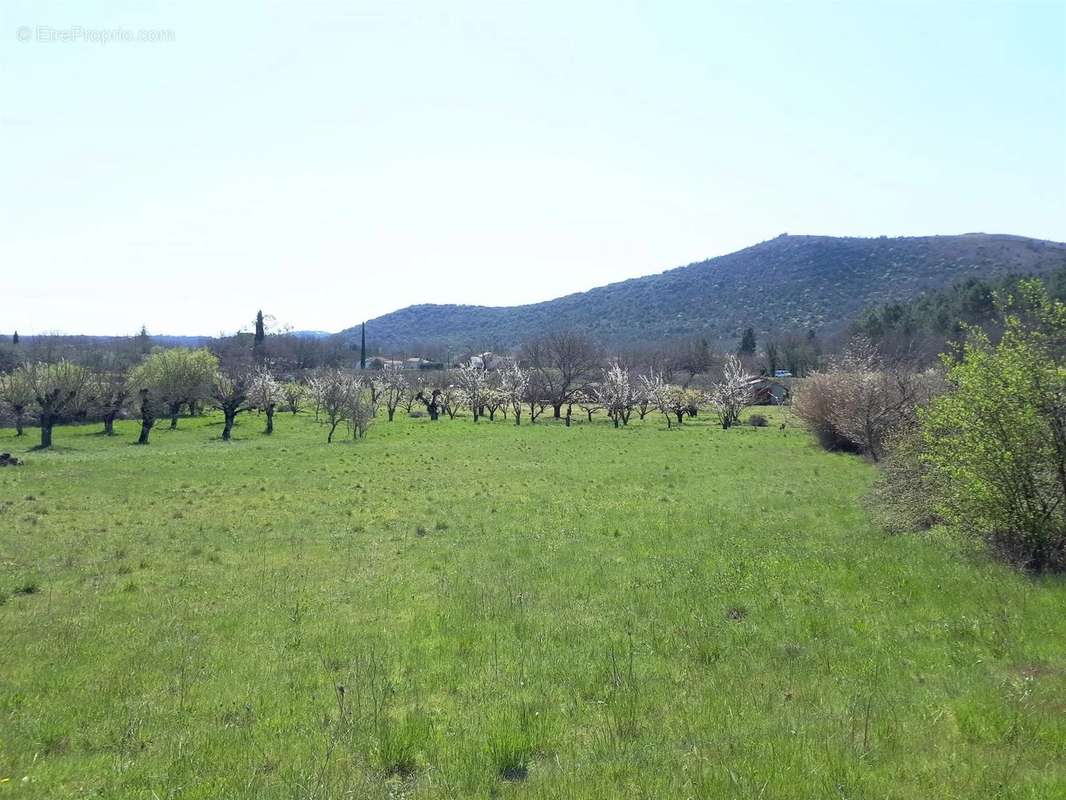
344, 233, 1066, 351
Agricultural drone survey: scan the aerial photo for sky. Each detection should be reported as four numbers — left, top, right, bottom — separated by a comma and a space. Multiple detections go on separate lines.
2, 1, 1065, 336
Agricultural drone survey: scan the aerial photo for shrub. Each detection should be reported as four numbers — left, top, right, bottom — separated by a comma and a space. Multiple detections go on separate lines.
747, 414, 768, 427
918, 280, 1065, 571
867, 425, 944, 533
794, 339, 942, 460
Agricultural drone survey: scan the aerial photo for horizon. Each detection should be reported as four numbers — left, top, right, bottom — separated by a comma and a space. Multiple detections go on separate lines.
5, 1, 1065, 336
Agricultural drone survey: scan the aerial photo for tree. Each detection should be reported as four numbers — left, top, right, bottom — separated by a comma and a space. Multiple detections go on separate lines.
248, 369, 283, 434
414, 386, 444, 421
671, 337, 714, 386
379, 365, 407, 421
919, 280, 1066, 571
707, 355, 755, 429
593, 361, 634, 428
135, 325, 151, 355
348, 384, 378, 439
804, 339, 936, 460
523, 331, 599, 419
12, 331, 18, 346
211, 369, 252, 441
281, 381, 305, 415
129, 349, 218, 431
0, 370, 34, 436
311, 369, 356, 442
254, 310, 265, 346
455, 362, 489, 422
498, 364, 527, 426
738, 327, 757, 356
17, 361, 91, 448
88, 371, 128, 435
360, 322, 367, 370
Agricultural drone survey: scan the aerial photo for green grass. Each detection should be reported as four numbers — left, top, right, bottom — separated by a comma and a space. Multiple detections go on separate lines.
0, 409, 1064, 798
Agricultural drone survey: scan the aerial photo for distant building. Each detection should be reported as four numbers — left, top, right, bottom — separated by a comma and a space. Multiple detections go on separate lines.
773, 369, 793, 378
746, 377, 791, 405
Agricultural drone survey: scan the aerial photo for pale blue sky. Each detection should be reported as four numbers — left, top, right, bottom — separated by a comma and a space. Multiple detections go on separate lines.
3, 1, 1064, 335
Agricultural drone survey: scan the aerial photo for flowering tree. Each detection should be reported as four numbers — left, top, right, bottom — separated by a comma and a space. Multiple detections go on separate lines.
498, 363, 527, 426
348, 384, 378, 439
455, 363, 489, 421
248, 368, 284, 434
281, 381, 305, 415
575, 389, 601, 422
593, 361, 634, 428
707, 354, 755, 429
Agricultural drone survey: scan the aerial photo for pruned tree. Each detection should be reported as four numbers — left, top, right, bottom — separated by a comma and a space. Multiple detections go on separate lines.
248, 368, 283, 434
88, 370, 129, 435
0, 369, 34, 436
707, 354, 755, 429
17, 360, 91, 448
211, 368, 253, 441
414, 386, 444, 421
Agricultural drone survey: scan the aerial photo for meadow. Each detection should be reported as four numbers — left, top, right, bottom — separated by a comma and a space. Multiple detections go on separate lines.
0, 409, 1064, 799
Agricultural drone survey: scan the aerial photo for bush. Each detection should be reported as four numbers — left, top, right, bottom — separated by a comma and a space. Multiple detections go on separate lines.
793, 340, 942, 460
747, 414, 768, 427
867, 426, 943, 534
918, 281, 1066, 571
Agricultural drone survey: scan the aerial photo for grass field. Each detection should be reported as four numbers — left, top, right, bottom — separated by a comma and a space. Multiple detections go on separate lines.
1, 409, 1064, 799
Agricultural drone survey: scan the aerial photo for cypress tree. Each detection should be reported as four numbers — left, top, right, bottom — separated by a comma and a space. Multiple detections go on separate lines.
739, 327, 756, 355
359, 322, 366, 370
254, 310, 265, 345
12, 331, 18, 345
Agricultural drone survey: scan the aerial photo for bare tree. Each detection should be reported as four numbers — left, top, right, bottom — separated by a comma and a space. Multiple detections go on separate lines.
379, 365, 408, 422
309, 370, 356, 442
523, 331, 599, 419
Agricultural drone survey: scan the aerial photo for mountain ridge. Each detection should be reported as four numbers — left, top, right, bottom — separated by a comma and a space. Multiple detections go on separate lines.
341, 233, 1066, 351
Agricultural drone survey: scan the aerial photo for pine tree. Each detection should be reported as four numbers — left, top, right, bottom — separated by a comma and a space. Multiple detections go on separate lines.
738, 327, 756, 355
360, 322, 367, 370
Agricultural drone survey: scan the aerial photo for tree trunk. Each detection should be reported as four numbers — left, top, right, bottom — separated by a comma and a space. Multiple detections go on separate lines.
222, 411, 236, 441
387, 407, 395, 422
328, 420, 340, 442
169, 402, 182, 429
428, 406, 438, 421
264, 405, 274, 434
103, 413, 116, 435
39, 416, 54, 449
14, 412, 24, 436
553, 403, 562, 418
675, 410, 684, 425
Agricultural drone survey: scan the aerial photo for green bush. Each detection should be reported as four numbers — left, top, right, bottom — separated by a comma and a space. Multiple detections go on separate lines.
918, 280, 1066, 571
